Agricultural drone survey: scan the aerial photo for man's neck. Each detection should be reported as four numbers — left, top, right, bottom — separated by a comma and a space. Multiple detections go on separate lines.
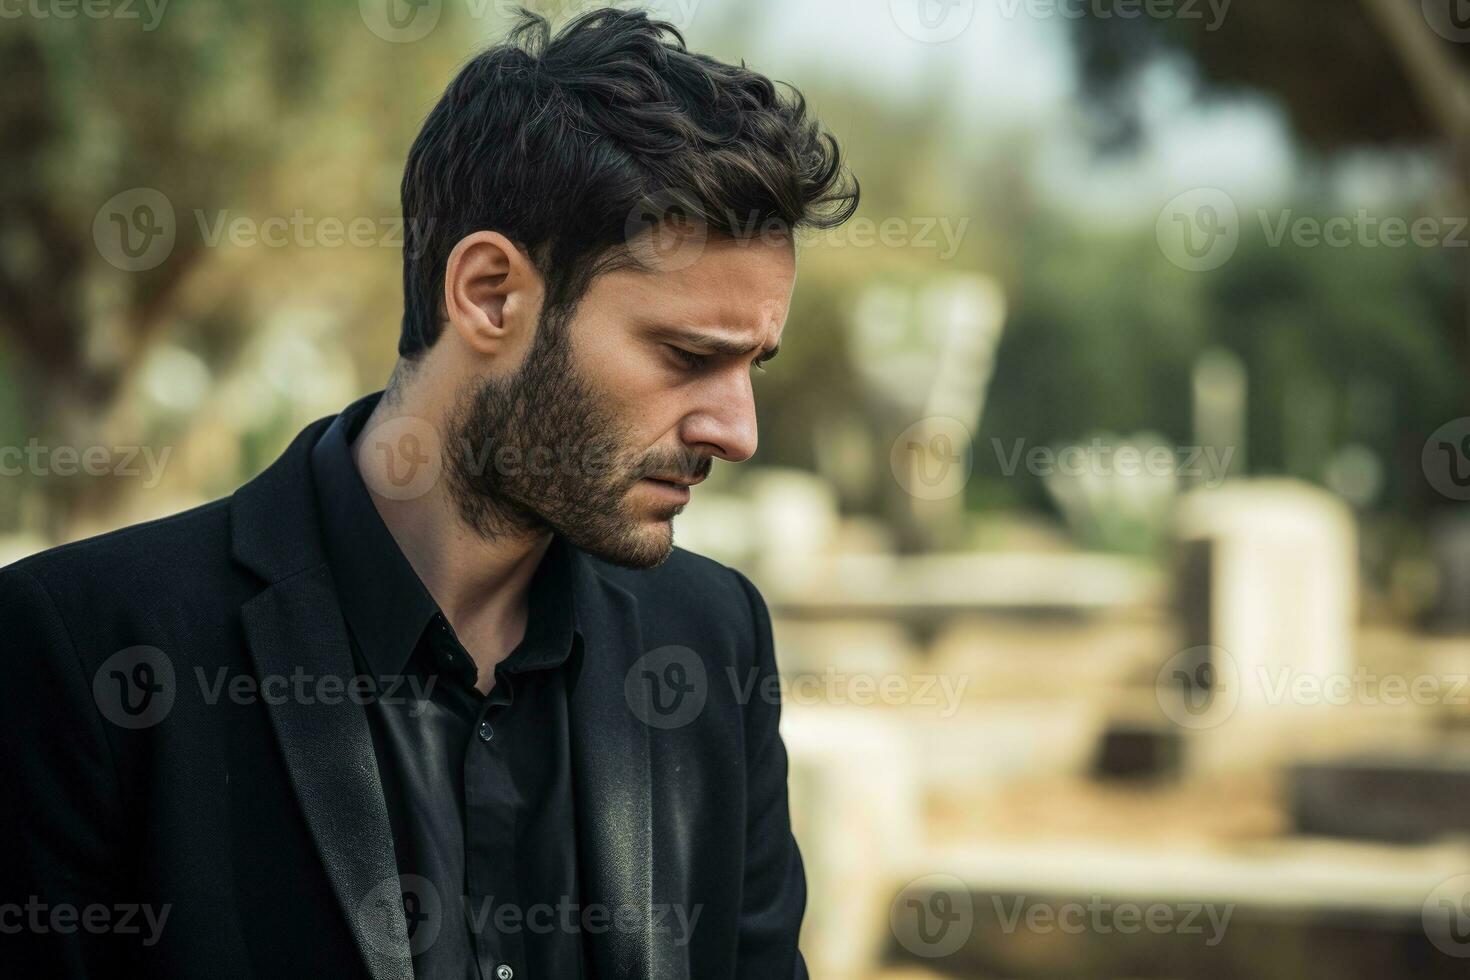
355, 387, 551, 693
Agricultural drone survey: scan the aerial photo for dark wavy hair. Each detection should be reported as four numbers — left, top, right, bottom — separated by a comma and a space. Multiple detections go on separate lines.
397, 6, 859, 359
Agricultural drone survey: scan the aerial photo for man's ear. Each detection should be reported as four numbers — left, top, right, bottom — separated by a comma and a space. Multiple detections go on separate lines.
441, 230, 542, 356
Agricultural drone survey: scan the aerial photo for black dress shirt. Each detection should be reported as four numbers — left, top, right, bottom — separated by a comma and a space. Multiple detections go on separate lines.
310, 394, 586, 980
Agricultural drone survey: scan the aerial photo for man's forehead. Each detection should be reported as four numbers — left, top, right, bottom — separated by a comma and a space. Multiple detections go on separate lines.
605, 245, 794, 331
629, 292, 788, 338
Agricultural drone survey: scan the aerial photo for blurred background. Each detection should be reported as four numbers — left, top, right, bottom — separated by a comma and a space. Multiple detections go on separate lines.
4, 0, 1470, 977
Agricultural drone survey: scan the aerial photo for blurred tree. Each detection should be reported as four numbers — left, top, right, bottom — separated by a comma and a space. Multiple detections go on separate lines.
0, 3, 342, 529
0, 4, 339, 420
975, 213, 1462, 525
0, 2, 481, 534
1069, 0, 1470, 375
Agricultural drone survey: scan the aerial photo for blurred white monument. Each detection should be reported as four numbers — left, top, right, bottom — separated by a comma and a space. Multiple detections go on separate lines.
850, 275, 1006, 540
1174, 480, 1357, 737
782, 706, 921, 979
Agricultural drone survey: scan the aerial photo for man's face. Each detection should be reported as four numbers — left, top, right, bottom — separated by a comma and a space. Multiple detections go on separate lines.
446, 235, 796, 568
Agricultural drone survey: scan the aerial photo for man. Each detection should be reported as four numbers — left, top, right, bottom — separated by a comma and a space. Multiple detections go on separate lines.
0, 8, 858, 979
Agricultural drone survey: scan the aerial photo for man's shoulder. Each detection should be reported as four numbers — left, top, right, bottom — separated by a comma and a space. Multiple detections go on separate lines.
580, 545, 770, 654
1, 496, 237, 608
578, 548, 779, 714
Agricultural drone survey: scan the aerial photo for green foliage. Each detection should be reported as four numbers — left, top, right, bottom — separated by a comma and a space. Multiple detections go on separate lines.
973, 203, 1463, 519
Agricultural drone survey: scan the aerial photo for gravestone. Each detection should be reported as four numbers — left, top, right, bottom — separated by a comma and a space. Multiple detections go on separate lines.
1173, 480, 1357, 721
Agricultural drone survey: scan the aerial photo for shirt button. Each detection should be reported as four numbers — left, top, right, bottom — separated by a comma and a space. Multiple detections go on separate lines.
495, 965, 513, 980
478, 721, 494, 742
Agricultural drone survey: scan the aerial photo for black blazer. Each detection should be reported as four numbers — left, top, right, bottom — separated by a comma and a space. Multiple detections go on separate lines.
0, 411, 807, 979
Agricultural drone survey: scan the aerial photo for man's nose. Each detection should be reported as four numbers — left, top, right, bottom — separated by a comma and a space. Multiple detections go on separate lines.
678, 373, 758, 463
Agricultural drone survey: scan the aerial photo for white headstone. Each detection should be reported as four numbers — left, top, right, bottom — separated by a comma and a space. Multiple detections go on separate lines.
1173, 480, 1357, 720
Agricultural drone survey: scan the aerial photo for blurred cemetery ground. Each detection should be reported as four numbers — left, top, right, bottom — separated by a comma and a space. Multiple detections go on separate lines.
4, 1, 1470, 977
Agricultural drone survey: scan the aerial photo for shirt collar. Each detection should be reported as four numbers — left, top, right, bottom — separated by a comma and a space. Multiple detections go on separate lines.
309, 390, 580, 679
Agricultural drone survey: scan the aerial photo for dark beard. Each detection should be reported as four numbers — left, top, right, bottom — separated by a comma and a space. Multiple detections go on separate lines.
443, 305, 698, 569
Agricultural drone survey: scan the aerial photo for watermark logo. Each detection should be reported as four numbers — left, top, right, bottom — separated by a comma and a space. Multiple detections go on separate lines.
1423, 417, 1470, 501
625, 190, 709, 274
1157, 188, 1239, 273
892, 416, 973, 500
625, 645, 707, 729
94, 188, 175, 272
889, 0, 975, 43
360, 0, 441, 42
1423, 873, 1470, 958
399, 874, 443, 956
1155, 645, 1239, 730
358, 415, 443, 501
99, 196, 431, 269
93, 645, 176, 730
1424, 0, 1470, 42
890, 873, 974, 958
360, 874, 443, 957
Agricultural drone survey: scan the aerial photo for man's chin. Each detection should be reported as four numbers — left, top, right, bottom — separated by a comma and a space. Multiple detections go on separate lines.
553, 511, 676, 570
598, 522, 676, 570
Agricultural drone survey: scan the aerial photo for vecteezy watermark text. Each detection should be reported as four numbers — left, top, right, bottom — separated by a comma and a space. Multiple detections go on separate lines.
992, 895, 1233, 946
991, 437, 1235, 489
92, 645, 445, 730
727, 666, 968, 716
0, 898, 171, 947
194, 667, 438, 717
1258, 210, 1470, 250
360, 0, 704, 44
623, 646, 971, 731
461, 896, 701, 946
194, 210, 433, 254
0, 0, 169, 30
1256, 666, 1469, 708
996, 0, 1231, 30
1159, 188, 1470, 273
0, 441, 171, 488
360, 876, 703, 960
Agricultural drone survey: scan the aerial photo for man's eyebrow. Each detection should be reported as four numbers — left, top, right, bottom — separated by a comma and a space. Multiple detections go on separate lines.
659, 328, 780, 361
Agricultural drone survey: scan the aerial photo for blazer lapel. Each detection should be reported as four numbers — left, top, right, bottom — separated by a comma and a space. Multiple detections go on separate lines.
231, 417, 411, 980
567, 552, 680, 980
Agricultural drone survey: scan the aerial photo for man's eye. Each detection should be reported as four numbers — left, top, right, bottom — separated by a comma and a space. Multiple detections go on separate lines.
667, 346, 708, 369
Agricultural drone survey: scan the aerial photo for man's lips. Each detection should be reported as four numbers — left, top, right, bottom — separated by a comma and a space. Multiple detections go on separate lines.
642, 473, 706, 488
638, 473, 702, 505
